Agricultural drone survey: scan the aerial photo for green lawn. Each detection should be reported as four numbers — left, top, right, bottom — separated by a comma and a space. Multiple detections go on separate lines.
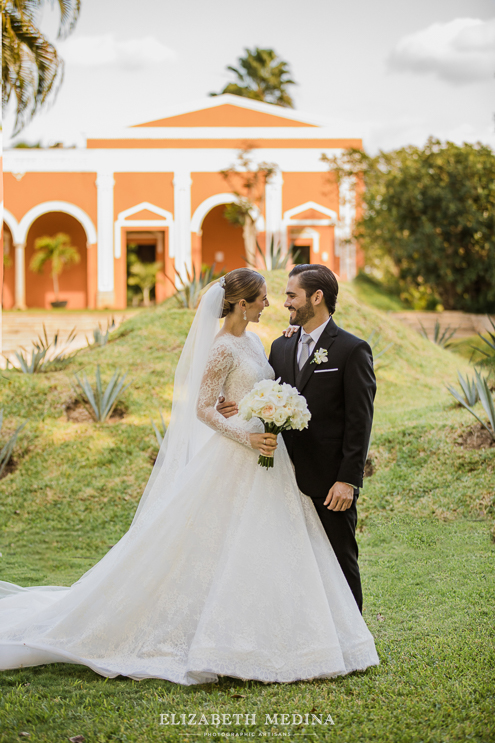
1, 271, 494, 742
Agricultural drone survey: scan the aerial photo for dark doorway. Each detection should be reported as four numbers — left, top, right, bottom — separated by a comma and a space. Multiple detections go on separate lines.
291, 244, 310, 265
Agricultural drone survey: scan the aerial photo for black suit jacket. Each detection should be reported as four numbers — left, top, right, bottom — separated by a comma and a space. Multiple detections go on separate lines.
268, 318, 376, 499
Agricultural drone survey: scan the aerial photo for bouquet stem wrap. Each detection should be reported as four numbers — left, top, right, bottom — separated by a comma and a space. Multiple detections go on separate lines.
258, 422, 286, 469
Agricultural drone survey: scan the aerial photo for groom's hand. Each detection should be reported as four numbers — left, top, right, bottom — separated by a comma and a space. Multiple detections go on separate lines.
324, 482, 354, 511
217, 396, 238, 418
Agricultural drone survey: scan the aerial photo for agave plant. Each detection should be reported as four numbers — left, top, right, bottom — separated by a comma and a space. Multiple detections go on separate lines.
86, 316, 116, 348
367, 330, 394, 370
150, 411, 167, 446
8, 346, 49, 373
248, 236, 296, 271
170, 264, 218, 309
448, 368, 495, 441
0, 410, 27, 478
419, 320, 458, 348
475, 315, 495, 367
33, 324, 78, 363
447, 371, 480, 407
7, 324, 78, 373
71, 365, 131, 422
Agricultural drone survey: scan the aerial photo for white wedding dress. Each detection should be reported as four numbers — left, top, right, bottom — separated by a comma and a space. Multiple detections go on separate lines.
0, 290, 379, 685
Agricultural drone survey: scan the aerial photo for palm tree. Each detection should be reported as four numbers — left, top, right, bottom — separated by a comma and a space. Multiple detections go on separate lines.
211, 47, 296, 108
2, 0, 81, 135
29, 232, 81, 305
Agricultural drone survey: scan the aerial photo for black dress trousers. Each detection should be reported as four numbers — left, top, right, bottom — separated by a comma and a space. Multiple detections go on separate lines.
309, 493, 362, 613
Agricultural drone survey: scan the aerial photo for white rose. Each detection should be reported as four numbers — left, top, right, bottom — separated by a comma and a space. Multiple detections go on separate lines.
273, 408, 288, 426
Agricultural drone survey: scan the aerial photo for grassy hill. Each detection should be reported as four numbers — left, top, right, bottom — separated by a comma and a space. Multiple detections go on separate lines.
0, 271, 493, 743
1, 270, 493, 585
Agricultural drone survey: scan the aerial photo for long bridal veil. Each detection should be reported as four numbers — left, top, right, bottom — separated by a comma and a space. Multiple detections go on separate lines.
0, 281, 225, 604
130, 280, 225, 527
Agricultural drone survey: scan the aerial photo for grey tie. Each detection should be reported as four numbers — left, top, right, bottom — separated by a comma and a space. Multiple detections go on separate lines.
298, 333, 313, 371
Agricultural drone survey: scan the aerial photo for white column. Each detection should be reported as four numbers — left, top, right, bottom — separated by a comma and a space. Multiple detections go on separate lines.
173, 171, 192, 278
96, 172, 115, 306
336, 175, 357, 281
14, 243, 26, 310
265, 170, 284, 264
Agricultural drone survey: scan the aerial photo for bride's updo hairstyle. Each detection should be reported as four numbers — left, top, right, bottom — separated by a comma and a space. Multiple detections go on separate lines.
219, 268, 265, 318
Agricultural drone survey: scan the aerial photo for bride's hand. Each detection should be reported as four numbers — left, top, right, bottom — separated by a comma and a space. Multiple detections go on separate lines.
283, 325, 299, 337
250, 432, 278, 457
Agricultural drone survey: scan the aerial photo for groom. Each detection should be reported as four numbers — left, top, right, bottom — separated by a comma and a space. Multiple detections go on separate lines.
219, 264, 375, 613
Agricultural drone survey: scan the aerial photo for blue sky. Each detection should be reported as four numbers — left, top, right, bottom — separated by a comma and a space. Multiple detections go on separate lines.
3, 0, 494, 153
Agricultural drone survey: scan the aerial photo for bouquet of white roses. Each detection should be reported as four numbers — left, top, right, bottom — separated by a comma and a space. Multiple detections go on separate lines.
238, 378, 311, 469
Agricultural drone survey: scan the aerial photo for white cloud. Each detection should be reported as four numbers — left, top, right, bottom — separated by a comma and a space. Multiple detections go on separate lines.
387, 17, 495, 84
58, 34, 176, 70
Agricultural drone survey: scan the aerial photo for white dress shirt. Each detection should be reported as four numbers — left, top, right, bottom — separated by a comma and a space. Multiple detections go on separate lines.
296, 317, 358, 492
296, 318, 331, 365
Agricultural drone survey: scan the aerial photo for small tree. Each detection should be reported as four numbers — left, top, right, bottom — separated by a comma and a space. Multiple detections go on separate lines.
210, 47, 296, 108
127, 260, 163, 307
221, 145, 276, 265
29, 232, 81, 303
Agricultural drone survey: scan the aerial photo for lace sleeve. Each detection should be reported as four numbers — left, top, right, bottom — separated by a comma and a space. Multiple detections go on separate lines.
196, 340, 253, 448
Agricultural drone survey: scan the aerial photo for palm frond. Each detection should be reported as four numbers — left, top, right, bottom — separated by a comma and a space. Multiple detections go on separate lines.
210, 47, 296, 107
2, 0, 80, 133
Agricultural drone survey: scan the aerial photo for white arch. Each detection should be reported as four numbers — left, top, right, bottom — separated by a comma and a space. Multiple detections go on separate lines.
18, 201, 97, 246
114, 202, 174, 259
191, 193, 264, 234
3, 208, 22, 245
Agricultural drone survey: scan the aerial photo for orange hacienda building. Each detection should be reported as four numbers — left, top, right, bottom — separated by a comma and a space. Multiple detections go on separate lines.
2, 95, 363, 311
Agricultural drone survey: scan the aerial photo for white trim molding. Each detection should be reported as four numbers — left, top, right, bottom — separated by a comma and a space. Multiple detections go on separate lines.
289, 227, 321, 256
114, 202, 174, 259
282, 202, 337, 253
283, 201, 338, 222
17, 201, 97, 246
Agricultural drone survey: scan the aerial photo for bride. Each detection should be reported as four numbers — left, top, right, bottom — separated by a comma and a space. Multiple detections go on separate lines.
0, 268, 379, 685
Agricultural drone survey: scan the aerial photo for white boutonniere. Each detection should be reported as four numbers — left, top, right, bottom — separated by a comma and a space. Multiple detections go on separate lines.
310, 348, 329, 365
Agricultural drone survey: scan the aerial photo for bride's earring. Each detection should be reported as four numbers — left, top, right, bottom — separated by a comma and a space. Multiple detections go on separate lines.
243, 309, 247, 321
